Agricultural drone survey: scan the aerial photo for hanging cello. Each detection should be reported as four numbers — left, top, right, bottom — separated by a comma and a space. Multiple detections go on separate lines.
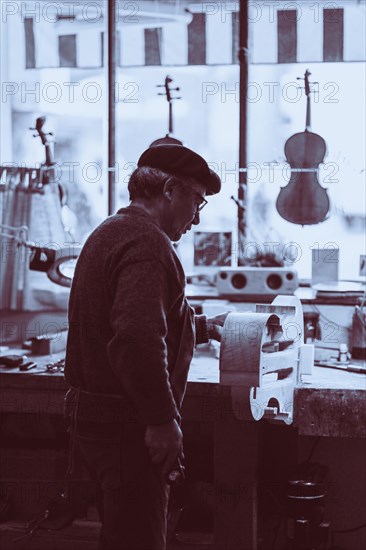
150, 75, 183, 146
276, 70, 330, 225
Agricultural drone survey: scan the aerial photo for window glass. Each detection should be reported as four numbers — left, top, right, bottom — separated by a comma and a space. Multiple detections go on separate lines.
247, 62, 365, 281
1, 0, 365, 312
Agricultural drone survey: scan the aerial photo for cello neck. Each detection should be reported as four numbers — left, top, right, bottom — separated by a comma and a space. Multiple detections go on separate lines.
168, 101, 173, 134
304, 69, 312, 131
306, 94, 311, 131
156, 76, 180, 136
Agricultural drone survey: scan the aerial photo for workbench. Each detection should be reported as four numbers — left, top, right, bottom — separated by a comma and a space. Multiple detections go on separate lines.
0, 349, 365, 550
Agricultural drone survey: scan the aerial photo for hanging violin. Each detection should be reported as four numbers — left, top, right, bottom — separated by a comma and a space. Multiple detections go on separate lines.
31, 116, 65, 204
150, 75, 183, 146
276, 70, 330, 225
30, 117, 80, 287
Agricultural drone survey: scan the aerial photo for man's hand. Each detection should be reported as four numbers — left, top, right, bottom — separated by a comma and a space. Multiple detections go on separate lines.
145, 419, 183, 474
206, 311, 230, 342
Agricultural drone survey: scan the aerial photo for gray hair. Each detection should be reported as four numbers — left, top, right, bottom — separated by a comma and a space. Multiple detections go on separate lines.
128, 166, 198, 201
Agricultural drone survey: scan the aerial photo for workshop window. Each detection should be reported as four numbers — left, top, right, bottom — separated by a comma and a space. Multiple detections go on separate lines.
1, 0, 365, 305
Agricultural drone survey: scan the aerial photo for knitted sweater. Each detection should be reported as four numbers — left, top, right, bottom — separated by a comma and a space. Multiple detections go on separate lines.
64, 206, 208, 425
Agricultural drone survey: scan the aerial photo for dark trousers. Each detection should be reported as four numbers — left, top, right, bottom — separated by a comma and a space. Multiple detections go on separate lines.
75, 419, 169, 550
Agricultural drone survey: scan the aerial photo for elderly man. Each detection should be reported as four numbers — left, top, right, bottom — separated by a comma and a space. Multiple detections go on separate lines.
64, 144, 226, 550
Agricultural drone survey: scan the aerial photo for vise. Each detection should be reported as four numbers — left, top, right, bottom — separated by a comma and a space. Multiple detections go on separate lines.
219, 295, 314, 425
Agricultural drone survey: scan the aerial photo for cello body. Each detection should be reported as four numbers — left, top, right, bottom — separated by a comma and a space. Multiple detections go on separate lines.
276, 70, 330, 225
276, 129, 329, 225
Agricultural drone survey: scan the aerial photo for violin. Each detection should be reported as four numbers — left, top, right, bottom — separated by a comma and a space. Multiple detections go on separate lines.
31, 116, 65, 204
276, 70, 330, 225
150, 75, 183, 146
29, 117, 79, 287
31, 117, 55, 182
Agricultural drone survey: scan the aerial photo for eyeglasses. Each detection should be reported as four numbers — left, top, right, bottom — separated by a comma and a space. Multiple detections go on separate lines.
194, 192, 208, 213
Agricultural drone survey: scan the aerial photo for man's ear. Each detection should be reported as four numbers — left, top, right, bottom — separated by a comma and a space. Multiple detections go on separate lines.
163, 178, 175, 202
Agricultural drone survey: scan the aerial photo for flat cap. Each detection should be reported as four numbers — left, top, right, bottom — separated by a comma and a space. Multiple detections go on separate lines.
137, 144, 221, 195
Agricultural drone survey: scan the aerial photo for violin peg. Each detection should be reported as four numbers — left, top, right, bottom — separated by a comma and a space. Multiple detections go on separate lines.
230, 195, 245, 209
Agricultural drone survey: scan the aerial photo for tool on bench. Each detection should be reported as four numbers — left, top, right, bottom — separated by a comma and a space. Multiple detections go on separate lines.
19, 361, 37, 371
220, 295, 314, 425
0, 355, 27, 368
45, 358, 65, 373
0, 354, 38, 371
23, 329, 68, 355
314, 360, 365, 374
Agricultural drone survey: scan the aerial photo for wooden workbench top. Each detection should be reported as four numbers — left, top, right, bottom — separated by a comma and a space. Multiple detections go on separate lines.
189, 349, 366, 389
1, 346, 364, 388
1, 348, 365, 437
188, 350, 366, 438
